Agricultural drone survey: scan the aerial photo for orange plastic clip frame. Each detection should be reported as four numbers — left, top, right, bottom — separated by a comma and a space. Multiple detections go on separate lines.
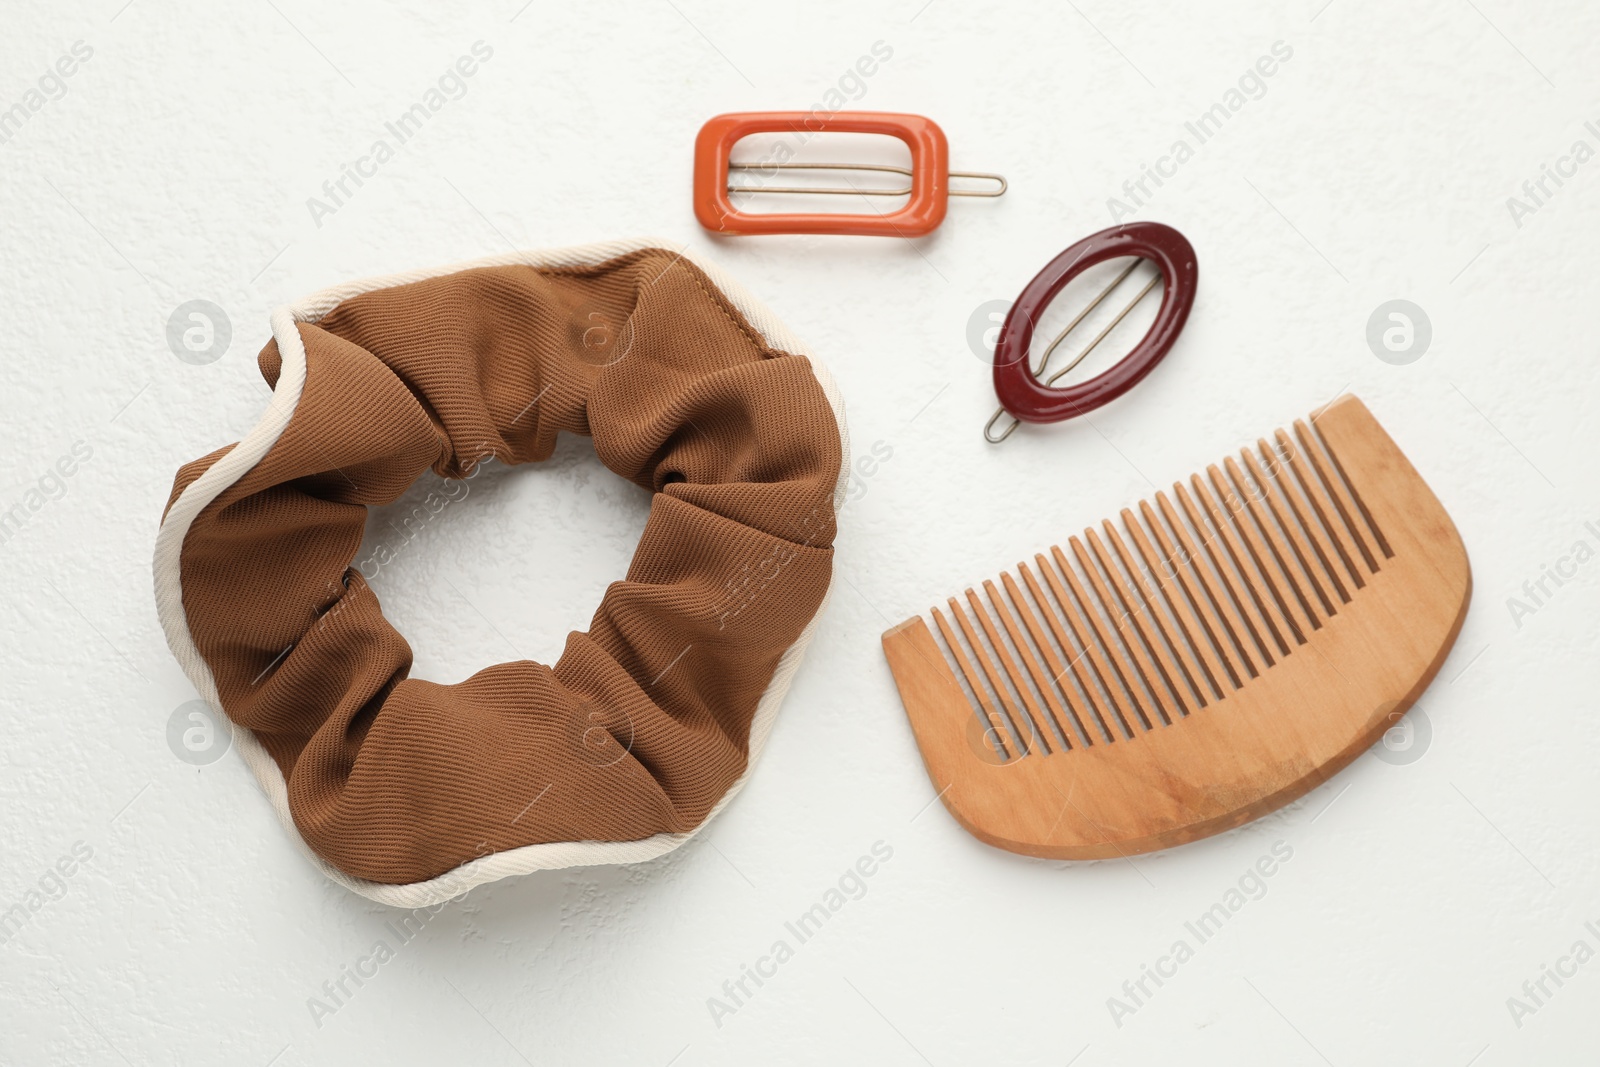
693, 111, 951, 237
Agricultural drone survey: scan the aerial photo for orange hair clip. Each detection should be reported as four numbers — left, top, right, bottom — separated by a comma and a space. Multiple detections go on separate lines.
693, 111, 1005, 237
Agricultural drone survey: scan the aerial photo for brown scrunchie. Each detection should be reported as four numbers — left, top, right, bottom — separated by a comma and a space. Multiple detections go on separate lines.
154, 244, 844, 899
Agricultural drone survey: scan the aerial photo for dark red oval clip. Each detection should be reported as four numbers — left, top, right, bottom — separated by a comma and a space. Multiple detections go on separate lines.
987, 221, 1197, 442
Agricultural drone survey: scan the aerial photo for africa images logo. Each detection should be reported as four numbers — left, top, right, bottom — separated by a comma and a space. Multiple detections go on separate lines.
166, 700, 231, 766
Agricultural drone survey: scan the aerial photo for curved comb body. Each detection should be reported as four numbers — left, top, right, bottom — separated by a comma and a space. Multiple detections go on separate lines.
882, 396, 1470, 858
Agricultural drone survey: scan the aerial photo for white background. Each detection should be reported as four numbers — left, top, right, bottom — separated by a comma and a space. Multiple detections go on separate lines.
3, 1, 1598, 1064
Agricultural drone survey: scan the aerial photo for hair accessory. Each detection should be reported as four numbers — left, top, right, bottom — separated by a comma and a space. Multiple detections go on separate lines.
153, 241, 848, 905
883, 396, 1470, 859
694, 111, 1005, 237
987, 221, 1197, 442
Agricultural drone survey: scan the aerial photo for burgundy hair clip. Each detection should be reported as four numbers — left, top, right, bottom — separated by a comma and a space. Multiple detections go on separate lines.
986, 222, 1197, 442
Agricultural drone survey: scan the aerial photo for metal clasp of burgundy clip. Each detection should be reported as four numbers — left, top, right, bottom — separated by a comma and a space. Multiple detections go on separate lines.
986, 222, 1197, 443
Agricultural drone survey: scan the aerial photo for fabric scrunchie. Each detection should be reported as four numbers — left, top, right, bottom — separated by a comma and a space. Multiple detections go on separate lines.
153, 241, 847, 906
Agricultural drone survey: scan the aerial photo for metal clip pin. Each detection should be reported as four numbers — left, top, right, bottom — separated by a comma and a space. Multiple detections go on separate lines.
728, 162, 1007, 198
983, 259, 1161, 444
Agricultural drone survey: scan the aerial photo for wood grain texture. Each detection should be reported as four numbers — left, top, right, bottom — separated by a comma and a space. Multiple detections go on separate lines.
881, 396, 1471, 859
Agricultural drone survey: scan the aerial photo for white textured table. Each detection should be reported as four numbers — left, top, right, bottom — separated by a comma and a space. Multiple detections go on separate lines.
3, 1, 1596, 1063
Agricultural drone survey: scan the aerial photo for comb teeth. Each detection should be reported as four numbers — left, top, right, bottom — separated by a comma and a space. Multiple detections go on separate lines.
926, 414, 1389, 757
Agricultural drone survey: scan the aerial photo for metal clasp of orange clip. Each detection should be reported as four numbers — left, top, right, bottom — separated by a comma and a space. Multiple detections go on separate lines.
693, 111, 1005, 237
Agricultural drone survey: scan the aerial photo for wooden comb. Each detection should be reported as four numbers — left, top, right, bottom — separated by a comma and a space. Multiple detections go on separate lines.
882, 396, 1470, 859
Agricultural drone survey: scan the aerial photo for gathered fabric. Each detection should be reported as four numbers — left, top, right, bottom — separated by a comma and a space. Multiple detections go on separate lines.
156, 245, 844, 892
